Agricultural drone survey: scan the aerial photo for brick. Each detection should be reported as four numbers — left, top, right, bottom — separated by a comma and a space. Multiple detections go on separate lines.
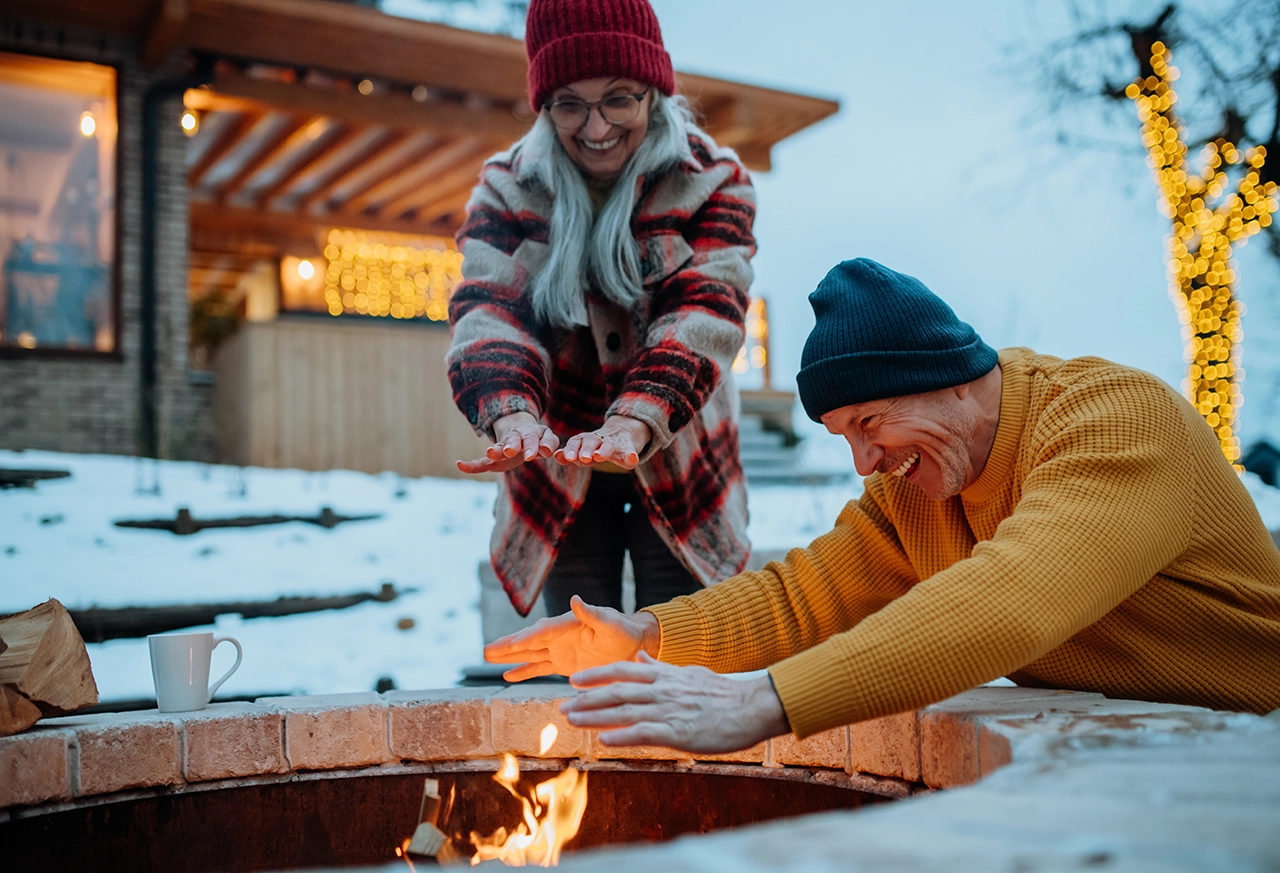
919, 710, 980, 789
849, 711, 921, 782
43, 711, 184, 797
693, 742, 768, 765
769, 726, 848, 769
588, 731, 690, 763
490, 685, 587, 757
182, 703, 287, 782
386, 688, 495, 761
257, 693, 391, 771
0, 730, 73, 808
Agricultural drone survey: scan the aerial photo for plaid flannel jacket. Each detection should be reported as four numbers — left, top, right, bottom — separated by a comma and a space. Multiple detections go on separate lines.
447, 120, 756, 615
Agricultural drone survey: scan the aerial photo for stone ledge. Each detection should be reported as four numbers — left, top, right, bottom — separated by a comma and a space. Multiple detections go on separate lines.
0, 686, 1266, 819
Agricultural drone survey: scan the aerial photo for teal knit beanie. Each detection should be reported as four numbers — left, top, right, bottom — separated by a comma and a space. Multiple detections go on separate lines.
796, 259, 999, 422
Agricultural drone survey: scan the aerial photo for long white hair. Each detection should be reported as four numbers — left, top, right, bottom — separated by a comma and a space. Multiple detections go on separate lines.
524, 91, 693, 328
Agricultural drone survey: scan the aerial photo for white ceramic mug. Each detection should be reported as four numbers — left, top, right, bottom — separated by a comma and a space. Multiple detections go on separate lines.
148, 631, 243, 713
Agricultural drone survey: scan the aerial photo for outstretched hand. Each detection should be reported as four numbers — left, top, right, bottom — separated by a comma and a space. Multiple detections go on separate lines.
483, 596, 660, 682
561, 653, 791, 754
457, 411, 560, 475
556, 415, 651, 470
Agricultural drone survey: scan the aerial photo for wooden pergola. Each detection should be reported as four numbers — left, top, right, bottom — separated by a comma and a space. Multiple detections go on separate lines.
16, 0, 839, 262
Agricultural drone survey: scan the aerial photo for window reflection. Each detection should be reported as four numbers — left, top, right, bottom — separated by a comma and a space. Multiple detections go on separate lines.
0, 52, 116, 352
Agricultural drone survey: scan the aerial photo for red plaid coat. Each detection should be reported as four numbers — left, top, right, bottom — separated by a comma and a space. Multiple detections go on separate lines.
448, 119, 756, 615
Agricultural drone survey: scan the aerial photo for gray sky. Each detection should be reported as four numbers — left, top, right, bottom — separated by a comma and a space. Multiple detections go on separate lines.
646, 0, 1280, 445
385, 0, 1280, 446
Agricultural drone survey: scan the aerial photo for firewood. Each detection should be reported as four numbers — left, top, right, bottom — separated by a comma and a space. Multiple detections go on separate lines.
0, 684, 41, 736
0, 599, 98, 716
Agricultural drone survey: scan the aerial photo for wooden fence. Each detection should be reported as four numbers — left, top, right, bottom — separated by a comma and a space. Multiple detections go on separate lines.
213, 316, 490, 479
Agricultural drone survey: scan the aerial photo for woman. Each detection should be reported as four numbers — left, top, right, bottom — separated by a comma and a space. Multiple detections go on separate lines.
448, 0, 756, 617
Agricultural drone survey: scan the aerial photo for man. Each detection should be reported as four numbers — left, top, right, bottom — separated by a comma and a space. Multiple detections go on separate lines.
486, 259, 1280, 754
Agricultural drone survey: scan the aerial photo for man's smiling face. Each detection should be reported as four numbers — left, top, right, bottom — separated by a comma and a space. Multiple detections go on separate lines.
820, 387, 983, 501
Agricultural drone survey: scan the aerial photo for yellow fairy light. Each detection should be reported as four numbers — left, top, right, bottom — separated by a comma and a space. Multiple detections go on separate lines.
1127, 43, 1279, 466
322, 228, 462, 321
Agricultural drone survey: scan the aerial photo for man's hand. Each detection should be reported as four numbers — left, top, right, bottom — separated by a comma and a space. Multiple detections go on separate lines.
457, 411, 560, 475
483, 596, 661, 682
561, 654, 791, 754
555, 415, 651, 470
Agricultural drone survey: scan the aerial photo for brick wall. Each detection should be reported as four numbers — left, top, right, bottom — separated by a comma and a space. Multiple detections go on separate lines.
0, 18, 215, 462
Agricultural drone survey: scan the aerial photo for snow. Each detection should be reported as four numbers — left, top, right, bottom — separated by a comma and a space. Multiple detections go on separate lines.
0, 449, 859, 703
6, 448, 1277, 705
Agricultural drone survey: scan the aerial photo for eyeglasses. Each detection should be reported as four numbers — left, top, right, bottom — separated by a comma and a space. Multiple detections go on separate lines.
545, 90, 650, 130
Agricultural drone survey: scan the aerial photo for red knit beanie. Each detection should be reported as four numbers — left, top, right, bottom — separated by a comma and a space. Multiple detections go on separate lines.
525, 0, 676, 112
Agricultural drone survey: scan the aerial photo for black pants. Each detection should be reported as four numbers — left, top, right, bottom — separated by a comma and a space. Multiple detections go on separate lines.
541, 473, 701, 616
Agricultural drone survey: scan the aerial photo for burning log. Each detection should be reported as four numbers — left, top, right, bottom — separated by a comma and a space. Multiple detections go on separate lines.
0, 599, 99, 720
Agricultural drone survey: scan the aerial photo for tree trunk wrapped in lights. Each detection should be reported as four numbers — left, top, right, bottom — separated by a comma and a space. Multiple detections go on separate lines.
1127, 42, 1279, 465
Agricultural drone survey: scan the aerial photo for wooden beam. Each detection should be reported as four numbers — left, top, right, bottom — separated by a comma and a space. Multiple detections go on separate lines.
190, 202, 460, 255
141, 0, 188, 70
347, 137, 487, 219
185, 70, 532, 144
187, 109, 264, 188
253, 124, 361, 205
410, 182, 476, 228
317, 133, 434, 212
296, 130, 408, 212
339, 136, 450, 218
215, 115, 320, 203
183, 0, 531, 103
381, 149, 489, 221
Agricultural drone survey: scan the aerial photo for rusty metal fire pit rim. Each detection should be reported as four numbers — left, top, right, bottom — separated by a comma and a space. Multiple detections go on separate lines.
0, 758, 921, 825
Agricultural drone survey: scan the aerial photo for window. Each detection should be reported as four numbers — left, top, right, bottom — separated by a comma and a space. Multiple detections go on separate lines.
0, 52, 117, 353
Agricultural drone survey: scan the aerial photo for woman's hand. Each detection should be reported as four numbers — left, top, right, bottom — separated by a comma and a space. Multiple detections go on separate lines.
483, 595, 661, 682
561, 654, 791, 754
555, 415, 651, 470
456, 411, 560, 475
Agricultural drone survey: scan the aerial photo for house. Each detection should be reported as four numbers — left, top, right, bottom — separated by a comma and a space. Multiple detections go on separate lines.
0, 0, 838, 477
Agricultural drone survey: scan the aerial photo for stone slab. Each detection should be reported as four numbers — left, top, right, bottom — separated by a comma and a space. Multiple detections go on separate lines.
40, 710, 184, 797
849, 711, 920, 782
257, 693, 391, 771
181, 702, 287, 782
490, 685, 587, 758
0, 729, 73, 808
386, 688, 495, 761
769, 726, 848, 769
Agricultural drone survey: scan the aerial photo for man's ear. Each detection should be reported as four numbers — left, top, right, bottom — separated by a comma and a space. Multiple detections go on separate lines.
951, 382, 971, 400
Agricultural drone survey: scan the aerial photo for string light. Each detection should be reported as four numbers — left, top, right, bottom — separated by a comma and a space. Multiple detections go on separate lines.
181, 109, 200, 136
296, 258, 315, 280
732, 297, 770, 386
79, 111, 96, 138
1127, 43, 1279, 466
322, 229, 463, 321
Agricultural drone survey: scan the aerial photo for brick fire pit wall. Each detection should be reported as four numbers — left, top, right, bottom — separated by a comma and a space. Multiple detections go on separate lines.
3, 685, 1278, 870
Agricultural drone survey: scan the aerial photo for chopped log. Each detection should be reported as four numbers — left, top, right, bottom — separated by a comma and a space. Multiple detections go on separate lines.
0, 684, 41, 736
0, 599, 99, 716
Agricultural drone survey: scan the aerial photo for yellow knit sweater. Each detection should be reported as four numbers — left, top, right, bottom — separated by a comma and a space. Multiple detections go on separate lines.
646, 349, 1280, 737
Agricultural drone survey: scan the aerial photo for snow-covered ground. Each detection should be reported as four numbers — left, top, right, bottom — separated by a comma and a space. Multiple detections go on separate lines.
0, 449, 859, 702
6, 448, 1279, 704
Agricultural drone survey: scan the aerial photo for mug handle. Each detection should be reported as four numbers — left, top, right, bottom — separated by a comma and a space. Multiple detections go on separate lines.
207, 636, 244, 703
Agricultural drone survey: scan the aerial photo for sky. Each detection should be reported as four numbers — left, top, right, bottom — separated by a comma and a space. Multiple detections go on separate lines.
385, 0, 1280, 448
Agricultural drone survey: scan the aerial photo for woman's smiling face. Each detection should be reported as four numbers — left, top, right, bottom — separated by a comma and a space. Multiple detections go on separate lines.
550, 77, 652, 180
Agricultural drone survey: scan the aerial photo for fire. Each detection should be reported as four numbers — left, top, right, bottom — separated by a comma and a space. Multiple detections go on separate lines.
468, 725, 588, 867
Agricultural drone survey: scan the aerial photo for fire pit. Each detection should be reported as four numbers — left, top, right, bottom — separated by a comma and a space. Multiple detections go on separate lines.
7, 686, 1262, 872
2, 762, 891, 871
0, 687, 916, 871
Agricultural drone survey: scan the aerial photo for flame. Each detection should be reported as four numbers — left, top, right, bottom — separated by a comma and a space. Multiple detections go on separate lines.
468, 729, 588, 867
539, 724, 558, 755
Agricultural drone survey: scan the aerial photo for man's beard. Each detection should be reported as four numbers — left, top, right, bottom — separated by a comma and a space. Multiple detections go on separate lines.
932, 404, 980, 500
